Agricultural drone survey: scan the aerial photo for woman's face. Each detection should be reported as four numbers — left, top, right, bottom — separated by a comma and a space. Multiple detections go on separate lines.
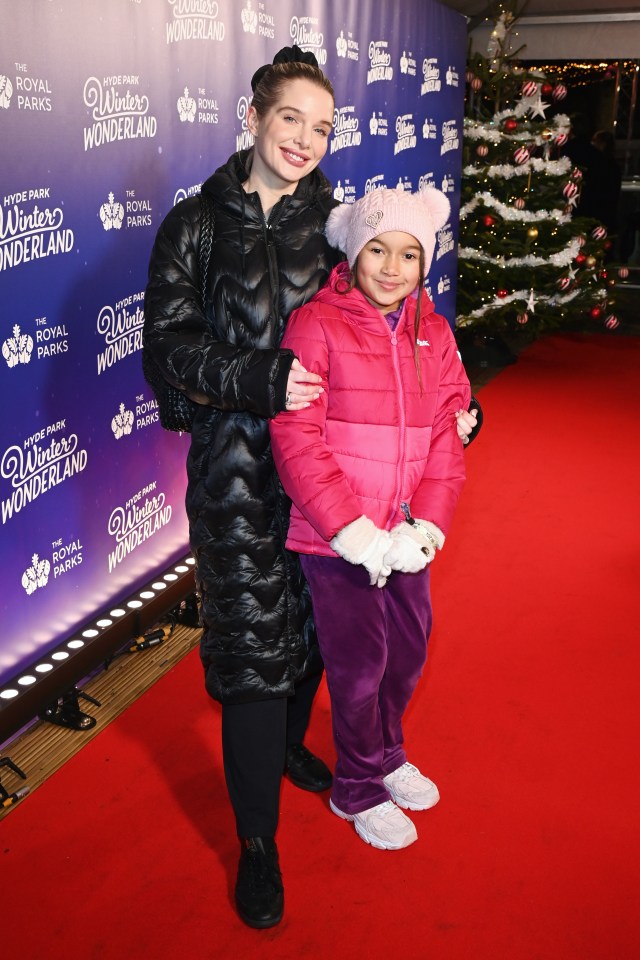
248, 78, 334, 190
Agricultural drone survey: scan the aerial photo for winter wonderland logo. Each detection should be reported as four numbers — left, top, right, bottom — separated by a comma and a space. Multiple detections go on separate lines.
364, 175, 387, 194
441, 119, 460, 155
419, 173, 437, 191
421, 58, 441, 95
242, 1, 275, 38
290, 15, 327, 65
368, 41, 393, 84
174, 182, 203, 205
370, 111, 388, 137
96, 291, 145, 374
394, 114, 417, 155
2, 423, 88, 524
0, 187, 74, 272
400, 50, 417, 77
336, 30, 359, 61
178, 85, 219, 125
107, 482, 172, 572
165, 0, 226, 43
436, 224, 455, 261
83, 75, 157, 150
330, 106, 361, 155
236, 96, 255, 152
423, 118, 437, 140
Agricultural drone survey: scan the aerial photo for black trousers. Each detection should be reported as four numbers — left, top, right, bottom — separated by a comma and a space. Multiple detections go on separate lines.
221, 669, 323, 838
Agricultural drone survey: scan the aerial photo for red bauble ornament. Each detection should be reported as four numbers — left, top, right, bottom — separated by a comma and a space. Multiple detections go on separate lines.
577, 235, 586, 247
552, 84, 568, 101
482, 215, 495, 227
504, 117, 518, 132
590, 306, 603, 320
575, 253, 586, 265
618, 266, 630, 279
541, 82, 553, 96
471, 76, 483, 91
465, 70, 475, 84
571, 167, 583, 181
591, 225, 607, 240
517, 312, 529, 325
555, 132, 568, 147
605, 314, 620, 330
514, 197, 526, 210
557, 276, 571, 291
514, 146, 530, 165
522, 80, 538, 97
563, 181, 579, 199
497, 289, 508, 298
476, 144, 489, 157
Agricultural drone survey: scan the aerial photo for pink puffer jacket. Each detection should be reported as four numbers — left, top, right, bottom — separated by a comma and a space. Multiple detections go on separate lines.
269, 263, 471, 557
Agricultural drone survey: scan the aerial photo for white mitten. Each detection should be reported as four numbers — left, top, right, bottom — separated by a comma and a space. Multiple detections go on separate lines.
331, 515, 393, 587
392, 519, 445, 564
384, 526, 430, 573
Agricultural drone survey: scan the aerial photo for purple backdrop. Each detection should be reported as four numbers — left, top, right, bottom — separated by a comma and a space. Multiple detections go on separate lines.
0, 0, 466, 688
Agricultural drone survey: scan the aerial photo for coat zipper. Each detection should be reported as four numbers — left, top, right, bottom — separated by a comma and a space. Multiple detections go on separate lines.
389, 327, 407, 527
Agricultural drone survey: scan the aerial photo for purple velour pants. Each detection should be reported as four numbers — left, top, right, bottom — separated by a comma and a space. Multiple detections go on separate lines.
300, 553, 433, 815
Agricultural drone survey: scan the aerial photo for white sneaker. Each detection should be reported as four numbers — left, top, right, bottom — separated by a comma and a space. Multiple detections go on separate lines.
329, 798, 417, 850
383, 762, 440, 811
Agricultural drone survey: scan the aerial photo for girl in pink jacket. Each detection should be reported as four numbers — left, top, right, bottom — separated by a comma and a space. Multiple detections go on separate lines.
269, 186, 471, 851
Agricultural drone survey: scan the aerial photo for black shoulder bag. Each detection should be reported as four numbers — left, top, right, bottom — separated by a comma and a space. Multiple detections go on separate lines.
142, 192, 215, 433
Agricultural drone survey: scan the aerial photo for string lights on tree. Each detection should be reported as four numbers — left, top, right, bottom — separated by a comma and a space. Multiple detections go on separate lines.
457, 0, 621, 336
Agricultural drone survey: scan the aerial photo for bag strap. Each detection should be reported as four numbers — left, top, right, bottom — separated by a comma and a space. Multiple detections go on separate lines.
198, 192, 215, 311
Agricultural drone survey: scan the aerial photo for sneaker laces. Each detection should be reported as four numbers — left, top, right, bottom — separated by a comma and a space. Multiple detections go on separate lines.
387, 762, 419, 783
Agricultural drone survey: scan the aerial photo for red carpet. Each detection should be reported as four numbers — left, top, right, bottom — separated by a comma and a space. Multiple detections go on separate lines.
3, 333, 639, 959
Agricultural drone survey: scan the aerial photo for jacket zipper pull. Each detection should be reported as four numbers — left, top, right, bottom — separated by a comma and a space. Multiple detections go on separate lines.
400, 502, 415, 525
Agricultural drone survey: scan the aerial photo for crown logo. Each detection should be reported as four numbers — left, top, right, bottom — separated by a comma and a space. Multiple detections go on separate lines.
0, 74, 13, 109
111, 403, 134, 439
365, 210, 383, 230
241, 1, 257, 33
100, 192, 125, 231
177, 87, 196, 123
3, 325, 34, 367
22, 554, 51, 595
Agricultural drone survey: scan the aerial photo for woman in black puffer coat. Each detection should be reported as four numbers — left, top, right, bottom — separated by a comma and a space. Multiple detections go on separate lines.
143, 52, 339, 929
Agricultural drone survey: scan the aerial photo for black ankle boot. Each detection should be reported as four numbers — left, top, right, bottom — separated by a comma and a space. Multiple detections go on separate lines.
285, 742, 332, 792
235, 837, 284, 929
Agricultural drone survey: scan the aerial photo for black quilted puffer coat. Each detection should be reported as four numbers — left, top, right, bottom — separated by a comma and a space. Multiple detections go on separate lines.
143, 151, 339, 704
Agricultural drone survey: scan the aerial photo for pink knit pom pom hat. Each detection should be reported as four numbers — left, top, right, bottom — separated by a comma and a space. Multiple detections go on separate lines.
325, 185, 450, 271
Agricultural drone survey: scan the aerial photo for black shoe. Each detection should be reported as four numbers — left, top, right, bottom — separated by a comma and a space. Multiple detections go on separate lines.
284, 742, 332, 793
235, 837, 284, 929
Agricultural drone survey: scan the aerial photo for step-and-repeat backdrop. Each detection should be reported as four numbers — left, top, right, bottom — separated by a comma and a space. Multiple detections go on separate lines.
0, 0, 465, 687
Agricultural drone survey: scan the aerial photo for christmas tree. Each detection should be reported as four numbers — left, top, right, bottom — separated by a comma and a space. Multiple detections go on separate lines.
456, 1, 620, 341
